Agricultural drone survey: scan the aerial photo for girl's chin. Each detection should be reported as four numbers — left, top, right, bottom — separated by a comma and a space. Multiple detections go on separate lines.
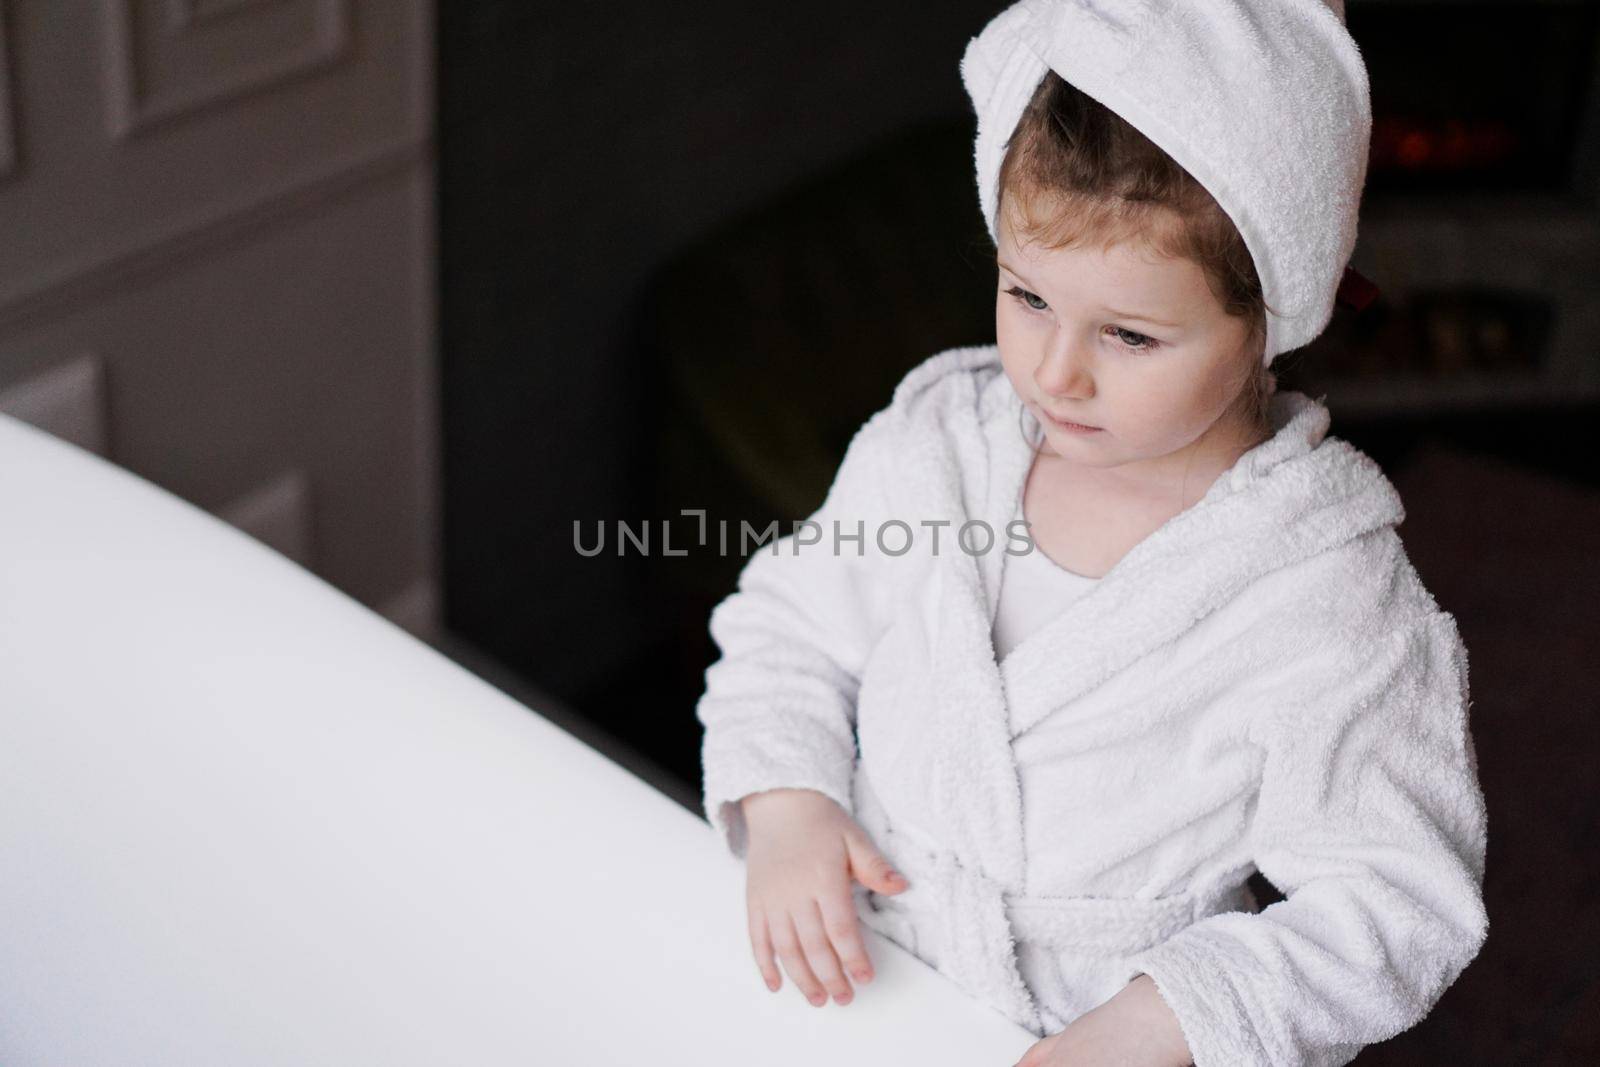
1041, 434, 1108, 462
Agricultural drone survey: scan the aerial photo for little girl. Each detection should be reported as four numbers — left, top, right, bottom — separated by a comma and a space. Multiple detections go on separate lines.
695, 3, 1490, 1065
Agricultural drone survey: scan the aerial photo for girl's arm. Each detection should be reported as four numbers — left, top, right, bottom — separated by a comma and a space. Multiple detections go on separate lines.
696, 405, 905, 860
1124, 609, 1490, 1067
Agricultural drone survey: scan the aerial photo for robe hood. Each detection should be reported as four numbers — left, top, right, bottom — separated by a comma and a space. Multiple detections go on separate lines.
887, 344, 1407, 750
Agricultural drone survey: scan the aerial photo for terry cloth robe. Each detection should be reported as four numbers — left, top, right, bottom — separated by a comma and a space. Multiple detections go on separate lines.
695, 345, 1489, 1065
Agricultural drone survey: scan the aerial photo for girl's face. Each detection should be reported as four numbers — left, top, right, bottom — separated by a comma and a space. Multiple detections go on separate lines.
995, 202, 1263, 490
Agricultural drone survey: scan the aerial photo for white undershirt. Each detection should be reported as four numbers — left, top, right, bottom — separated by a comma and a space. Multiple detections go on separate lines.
994, 498, 1106, 906
992, 502, 1101, 663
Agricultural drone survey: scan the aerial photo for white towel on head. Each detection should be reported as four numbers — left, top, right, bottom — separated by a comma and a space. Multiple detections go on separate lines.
960, 0, 1370, 364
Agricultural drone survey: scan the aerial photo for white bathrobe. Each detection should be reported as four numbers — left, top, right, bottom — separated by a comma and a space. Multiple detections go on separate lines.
696, 345, 1489, 1065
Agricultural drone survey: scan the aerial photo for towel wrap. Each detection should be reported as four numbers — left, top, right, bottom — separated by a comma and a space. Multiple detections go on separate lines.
962, 0, 1373, 364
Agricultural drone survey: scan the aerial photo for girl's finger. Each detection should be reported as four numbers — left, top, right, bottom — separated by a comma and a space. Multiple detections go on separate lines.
816, 883, 875, 984
747, 904, 781, 992
1014, 1032, 1052, 1067
795, 899, 853, 1005
771, 912, 828, 1007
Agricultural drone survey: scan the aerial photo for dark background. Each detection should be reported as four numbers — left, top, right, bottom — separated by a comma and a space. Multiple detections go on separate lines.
437, 2, 1600, 1061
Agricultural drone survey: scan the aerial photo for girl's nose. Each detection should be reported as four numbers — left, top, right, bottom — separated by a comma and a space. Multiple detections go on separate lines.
1034, 332, 1095, 400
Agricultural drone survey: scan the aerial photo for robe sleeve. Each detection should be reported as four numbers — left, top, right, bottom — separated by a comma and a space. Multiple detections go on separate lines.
1124, 609, 1490, 1067
695, 407, 904, 861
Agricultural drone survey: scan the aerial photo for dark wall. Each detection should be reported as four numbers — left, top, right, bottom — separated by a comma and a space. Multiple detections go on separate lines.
437, 2, 1001, 708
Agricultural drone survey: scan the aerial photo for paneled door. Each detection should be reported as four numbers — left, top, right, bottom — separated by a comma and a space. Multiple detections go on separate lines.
0, 0, 438, 637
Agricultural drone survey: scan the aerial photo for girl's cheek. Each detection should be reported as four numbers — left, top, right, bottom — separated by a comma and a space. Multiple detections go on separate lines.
996, 301, 1019, 336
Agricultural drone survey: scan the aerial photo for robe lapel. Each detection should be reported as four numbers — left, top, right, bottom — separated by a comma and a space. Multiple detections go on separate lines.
917, 373, 1034, 890
895, 372, 1048, 1033
903, 370, 1404, 866
993, 387, 1407, 740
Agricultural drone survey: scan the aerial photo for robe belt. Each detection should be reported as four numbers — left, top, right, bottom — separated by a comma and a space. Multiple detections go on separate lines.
1004, 878, 1258, 955
874, 839, 1046, 1033
872, 826, 1258, 1033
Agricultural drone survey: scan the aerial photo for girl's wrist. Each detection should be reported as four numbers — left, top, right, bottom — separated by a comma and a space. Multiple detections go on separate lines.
742, 788, 804, 817
1121, 974, 1194, 1066
740, 788, 834, 832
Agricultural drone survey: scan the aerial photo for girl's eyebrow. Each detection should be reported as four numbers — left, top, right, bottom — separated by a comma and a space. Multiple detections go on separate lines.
996, 258, 1181, 330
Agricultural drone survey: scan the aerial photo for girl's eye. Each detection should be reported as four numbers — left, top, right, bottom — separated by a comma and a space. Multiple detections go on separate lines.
1003, 284, 1163, 352
1003, 285, 1048, 312
1108, 325, 1161, 351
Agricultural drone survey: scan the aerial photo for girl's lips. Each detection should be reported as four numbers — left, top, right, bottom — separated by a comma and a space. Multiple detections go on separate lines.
1040, 407, 1102, 432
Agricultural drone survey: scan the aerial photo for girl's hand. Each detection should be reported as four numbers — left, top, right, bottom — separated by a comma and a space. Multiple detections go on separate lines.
1012, 974, 1193, 1067
740, 788, 909, 1007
